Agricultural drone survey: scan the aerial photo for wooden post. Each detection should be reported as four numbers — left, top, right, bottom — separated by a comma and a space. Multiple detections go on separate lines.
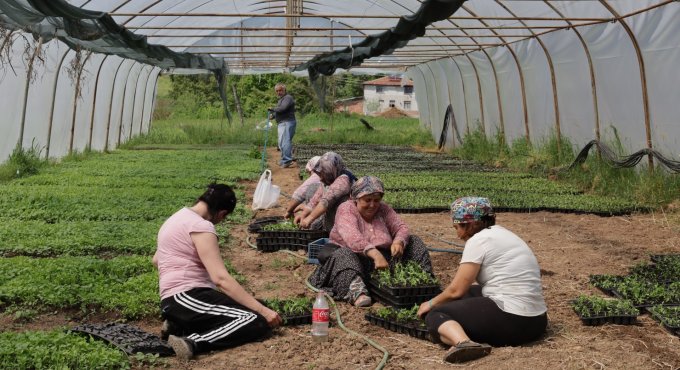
19, 37, 43, 148
231, 83, 244, 126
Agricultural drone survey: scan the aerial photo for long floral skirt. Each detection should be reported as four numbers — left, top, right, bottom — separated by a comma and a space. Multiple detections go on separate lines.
308, 235, 433, 303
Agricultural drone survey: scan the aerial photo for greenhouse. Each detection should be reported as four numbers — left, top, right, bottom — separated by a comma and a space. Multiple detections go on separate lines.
0, 1, 679, 369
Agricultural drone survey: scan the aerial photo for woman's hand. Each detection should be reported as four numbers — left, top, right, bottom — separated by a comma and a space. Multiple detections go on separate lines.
261, 307, 283, 328
293, 212, 305, 225
417, 300, 431, 319
299, 217, 312, 229
294, 207, 311, 225
367, 249, 389, 270
390, 241, 404, 258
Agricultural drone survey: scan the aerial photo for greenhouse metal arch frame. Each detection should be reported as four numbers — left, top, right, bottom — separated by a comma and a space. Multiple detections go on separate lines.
0, 0, 678, 166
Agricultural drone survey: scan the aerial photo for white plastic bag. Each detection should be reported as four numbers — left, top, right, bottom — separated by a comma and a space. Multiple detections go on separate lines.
252, 169, 280, 210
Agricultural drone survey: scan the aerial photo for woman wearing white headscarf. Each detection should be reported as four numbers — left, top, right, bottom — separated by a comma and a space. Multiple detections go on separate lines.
284, 156, 322, 219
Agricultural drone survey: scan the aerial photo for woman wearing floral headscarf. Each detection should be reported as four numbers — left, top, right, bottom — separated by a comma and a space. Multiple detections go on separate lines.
295, 152, 357, 231
417, 197, 547, 364
308, 176, 433, 307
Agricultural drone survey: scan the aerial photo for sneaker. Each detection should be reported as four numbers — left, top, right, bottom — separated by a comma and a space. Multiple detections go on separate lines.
160, 320, 179, 341
168, 335, 194, 361
280, 161, 294, 168
353, 294, 372, 307
443, 340, 491, 363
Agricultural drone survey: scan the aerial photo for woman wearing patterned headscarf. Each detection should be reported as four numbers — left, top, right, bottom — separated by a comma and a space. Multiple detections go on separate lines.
417, 197, 547, 364
295, 152, 357, 231
308, 176, 433, 307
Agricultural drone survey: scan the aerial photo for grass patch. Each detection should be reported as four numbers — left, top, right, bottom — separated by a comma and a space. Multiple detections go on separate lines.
125, 113, 434, 148
451, 129, 679, 209
0, 143, 47, 182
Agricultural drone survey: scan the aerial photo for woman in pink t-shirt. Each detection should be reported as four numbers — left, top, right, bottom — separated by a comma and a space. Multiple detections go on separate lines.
308, 176, 433, 307
153, 184, 282, 360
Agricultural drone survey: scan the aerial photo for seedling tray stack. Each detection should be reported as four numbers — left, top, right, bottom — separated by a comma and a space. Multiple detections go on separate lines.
367, 278, 441, 309
575, 312, 638, 326
255, 229, 328, 253
365, 313, 429, 340
70, 323, 174, 356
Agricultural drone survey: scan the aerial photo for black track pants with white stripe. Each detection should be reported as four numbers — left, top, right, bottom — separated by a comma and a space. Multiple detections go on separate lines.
160, 287, 271, 354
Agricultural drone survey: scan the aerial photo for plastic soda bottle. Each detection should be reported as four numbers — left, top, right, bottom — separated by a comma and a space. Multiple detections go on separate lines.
311, 290, 330, 342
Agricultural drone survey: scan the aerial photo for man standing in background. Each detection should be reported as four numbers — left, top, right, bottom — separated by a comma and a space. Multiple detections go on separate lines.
269, 83, 297, 168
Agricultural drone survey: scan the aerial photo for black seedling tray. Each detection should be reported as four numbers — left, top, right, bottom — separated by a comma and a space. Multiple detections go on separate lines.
365, 313, 430, 340
575, 313, 638, 326
257, 229, 328, 241
248, 216, 285, 233
255, 237, 308, 252
368, 278, 441, 297
570, 297, 640, 326
588, 274, 624, 297
369, 287, 438, 309
611, 289, 680, 308
70, 323, 174, 356
646, 306, 680, 336
282, 313, 312, 326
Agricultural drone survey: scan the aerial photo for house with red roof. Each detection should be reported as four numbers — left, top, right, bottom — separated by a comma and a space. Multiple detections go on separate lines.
362, 75, 419, 116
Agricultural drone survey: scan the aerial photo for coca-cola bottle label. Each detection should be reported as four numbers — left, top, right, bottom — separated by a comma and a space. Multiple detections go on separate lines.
312, 308, 330, 322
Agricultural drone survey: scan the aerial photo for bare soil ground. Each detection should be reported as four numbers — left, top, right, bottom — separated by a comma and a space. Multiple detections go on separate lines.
4, 148, 679, 370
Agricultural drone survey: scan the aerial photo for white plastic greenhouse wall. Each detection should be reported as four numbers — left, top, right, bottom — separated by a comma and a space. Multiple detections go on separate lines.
406, 1, 680, 157
1, 0, 679, 164
0, 36, 160, 162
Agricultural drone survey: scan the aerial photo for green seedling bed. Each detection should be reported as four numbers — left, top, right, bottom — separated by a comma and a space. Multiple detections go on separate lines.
365, 313, 429, 340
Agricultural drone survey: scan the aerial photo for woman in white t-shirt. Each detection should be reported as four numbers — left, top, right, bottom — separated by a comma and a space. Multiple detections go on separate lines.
153, 184, 282, 360
417, 197, 547, 364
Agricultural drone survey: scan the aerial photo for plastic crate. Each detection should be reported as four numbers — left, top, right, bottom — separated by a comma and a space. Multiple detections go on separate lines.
308, 238, 330, 264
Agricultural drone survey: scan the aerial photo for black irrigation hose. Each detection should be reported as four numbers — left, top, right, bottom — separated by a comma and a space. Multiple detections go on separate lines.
438, 104, 452, 150
560, 140, 680, 173
438, 104, 464, 150
412, 228, 464, 254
